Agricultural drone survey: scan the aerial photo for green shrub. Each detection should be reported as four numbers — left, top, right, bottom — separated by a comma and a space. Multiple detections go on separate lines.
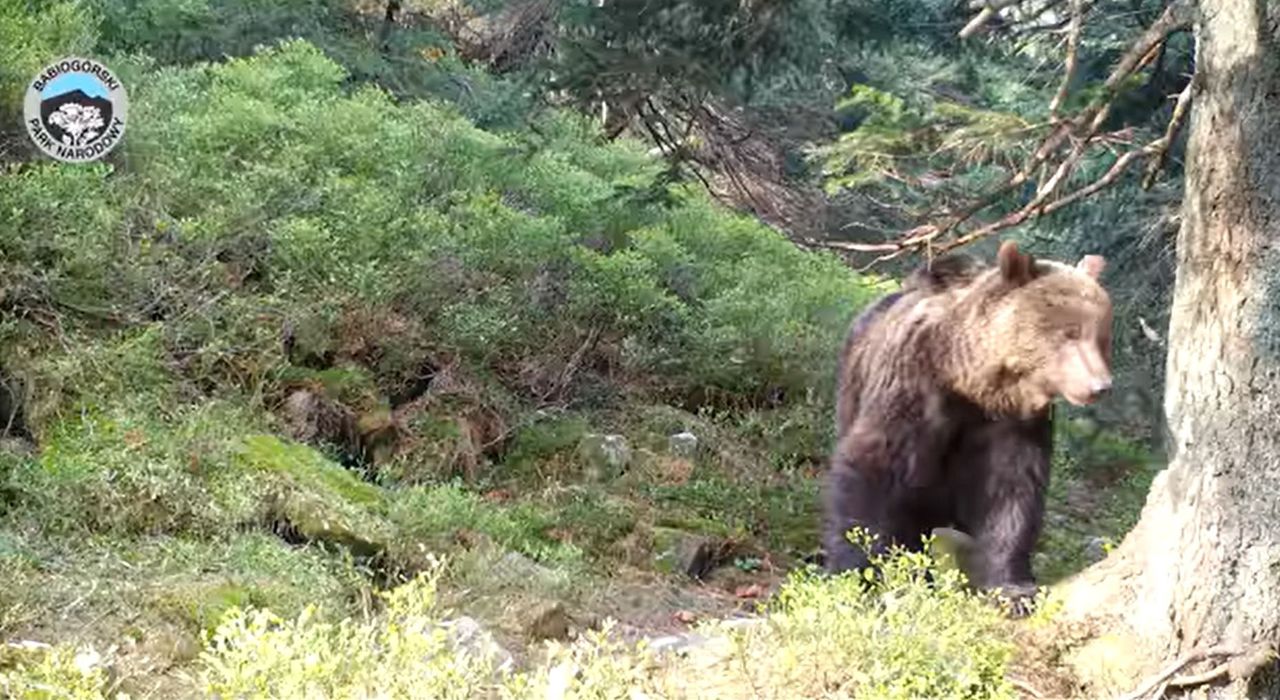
198, 560, 508, 700
3, 37, 882, 423
192, 543, 1016, 699
0, 642, 115, 700
0, 1, 98, 123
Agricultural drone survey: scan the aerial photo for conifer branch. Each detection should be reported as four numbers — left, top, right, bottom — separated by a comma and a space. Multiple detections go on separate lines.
820, 0, 1200, 264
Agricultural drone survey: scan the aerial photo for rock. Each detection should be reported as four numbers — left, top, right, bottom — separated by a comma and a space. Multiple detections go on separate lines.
667, 432, 698, 458
645, 633, 710, 656
281, 389, 357, 448
1084, 536, 1109, 563
0, 437, 34, 459
651, 527, 723, 580
439, 616, 514, 675
492, 550, 564, 588
526, 601, 573, 642
577, 433, 632, 482
930, 526, 978, 577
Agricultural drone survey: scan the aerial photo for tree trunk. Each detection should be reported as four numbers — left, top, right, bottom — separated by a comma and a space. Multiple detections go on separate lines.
1058, 1, 1280, 697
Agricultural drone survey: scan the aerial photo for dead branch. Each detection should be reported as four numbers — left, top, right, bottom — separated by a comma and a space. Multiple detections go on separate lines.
960, 0, 1026, 39
1116, 645, 1240, 700
1165, 660, 1230, 690
1116, 643, 1275, 700
833, 0, 1199, 264
1049, 0, 1085, 117
1142, 76, 1195, 189
1103, 0, 1195, 93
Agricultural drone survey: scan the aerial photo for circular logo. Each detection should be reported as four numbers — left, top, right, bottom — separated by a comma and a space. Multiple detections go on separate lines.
23, 57, 128, 163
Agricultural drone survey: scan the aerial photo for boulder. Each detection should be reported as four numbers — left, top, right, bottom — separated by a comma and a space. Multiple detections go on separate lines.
667, 432, 699, 459
577, 433, 632, 482
1083, 536, 1109, 564
651, 527, 724, 580
438, 616, 514, 675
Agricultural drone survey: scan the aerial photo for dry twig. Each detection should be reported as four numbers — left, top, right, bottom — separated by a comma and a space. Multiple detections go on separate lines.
960, 0, 1025, 39
1117, 643, 1276, 700
1049, 0, 1085, 117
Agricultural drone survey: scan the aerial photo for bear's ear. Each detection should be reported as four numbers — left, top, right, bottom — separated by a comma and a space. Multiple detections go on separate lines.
997, 240, 1035, 285
1076, 255, 1106, 279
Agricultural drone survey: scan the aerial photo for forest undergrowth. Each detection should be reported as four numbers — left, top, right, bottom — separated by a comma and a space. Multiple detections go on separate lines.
0, 2, 1165, 698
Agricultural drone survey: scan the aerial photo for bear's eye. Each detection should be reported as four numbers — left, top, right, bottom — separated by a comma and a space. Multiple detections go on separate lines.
1063, 327, 1081, 341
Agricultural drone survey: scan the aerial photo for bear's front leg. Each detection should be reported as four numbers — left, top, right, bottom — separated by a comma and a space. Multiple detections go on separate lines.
961, 417, 1053, 616
822, 461, 893, 574
823, 418, 949, 577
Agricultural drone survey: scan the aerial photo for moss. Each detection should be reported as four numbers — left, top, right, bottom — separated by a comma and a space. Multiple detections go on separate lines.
652, 512, 736, 540
236, 434, 386, 513
156, 581, 263, 637
233, 434, 399, 560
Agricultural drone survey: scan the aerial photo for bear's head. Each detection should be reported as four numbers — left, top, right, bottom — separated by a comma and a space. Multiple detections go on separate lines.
952, 240, 1114, 416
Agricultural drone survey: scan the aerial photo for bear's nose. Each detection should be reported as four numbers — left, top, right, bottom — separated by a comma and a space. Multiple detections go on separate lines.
1090, 377, 1113, 397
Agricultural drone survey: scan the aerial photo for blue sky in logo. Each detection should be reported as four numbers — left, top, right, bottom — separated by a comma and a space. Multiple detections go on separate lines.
41, 72, 109, 99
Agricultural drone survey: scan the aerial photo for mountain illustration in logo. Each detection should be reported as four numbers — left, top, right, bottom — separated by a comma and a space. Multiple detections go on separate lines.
39, 74, 115, 148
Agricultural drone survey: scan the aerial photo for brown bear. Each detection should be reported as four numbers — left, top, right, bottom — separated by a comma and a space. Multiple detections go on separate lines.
823, 240, 1112, 613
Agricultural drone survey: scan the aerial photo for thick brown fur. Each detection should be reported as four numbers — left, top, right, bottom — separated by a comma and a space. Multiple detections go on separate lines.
824, 240, 1112, 613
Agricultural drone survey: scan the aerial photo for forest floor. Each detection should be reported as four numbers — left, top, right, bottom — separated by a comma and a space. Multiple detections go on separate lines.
0, 396, 1160, 698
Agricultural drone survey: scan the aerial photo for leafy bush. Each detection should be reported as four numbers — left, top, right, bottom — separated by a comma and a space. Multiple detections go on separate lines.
193, 542, 1016, 699
0, 1, 98, 125
0, 642, 116, 700
199, 561, 508, 700
3, 38, 882, 427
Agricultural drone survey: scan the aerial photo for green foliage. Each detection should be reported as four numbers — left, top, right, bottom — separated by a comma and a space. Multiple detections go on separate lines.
553, 0, 842, 106
818, 81, 1034, 194
743, 557, 1015, 700
498, 412, 591, 479
3, 38, 879, 415
390, 483, 585, 568
0, 642, 115, 700
0, 4, 1171, 697
0, 0, 98, 122
193, 544, 1016, 699
199, 563, 506, 699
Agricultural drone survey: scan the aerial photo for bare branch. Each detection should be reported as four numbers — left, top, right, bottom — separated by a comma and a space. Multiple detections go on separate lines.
1103, 0, 1195, 93
1118, 643, 1275, 700
1116, 645, 1242, 700
842, 0, 1199, 265
1049, 0, 1084, 117
1142, 76, 1195, 189
959, 0, 1025, 39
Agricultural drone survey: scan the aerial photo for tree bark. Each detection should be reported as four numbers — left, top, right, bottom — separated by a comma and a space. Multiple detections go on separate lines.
1058, 1, 1280, 697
